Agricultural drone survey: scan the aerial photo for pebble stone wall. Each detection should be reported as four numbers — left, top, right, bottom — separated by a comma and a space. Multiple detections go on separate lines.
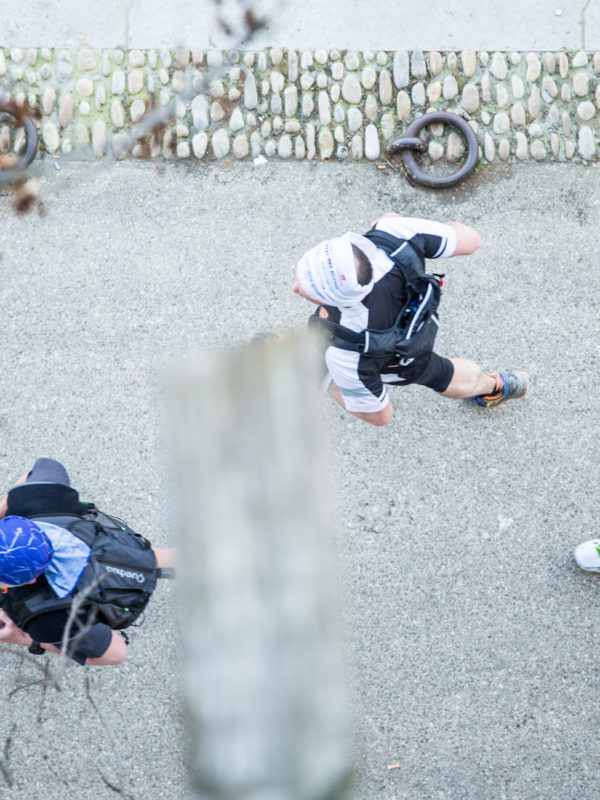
2, 46, 600, 166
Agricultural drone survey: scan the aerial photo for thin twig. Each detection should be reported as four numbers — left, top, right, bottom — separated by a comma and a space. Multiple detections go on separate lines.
1, 0, 282, 201
0, 722, 16, 787
0, 645, 62, 690
85, 673, 138, 800
35, 662, 73, 791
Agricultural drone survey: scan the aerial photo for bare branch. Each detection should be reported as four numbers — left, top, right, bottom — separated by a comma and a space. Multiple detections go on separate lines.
0, 645, 62, 690
0, 0, 282, 211
35, 662, 73, 791
85, 674, 138, 800
0, 722, 16, 788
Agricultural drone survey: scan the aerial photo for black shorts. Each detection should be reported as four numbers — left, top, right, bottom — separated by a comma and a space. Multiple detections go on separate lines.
383, 351, 454, 393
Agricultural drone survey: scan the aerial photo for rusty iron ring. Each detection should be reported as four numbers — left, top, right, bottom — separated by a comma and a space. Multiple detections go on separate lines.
0, 100, 38, 177
387, 112, 478, 189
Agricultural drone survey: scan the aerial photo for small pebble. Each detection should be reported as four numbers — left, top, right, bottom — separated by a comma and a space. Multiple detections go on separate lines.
429, 52, 443, 76
364, 123, 380, 159
498, 138, 510, 160
233, 135, 249, 158
493, 112, 510, 134
379, 69, 392, 105
211, 128, 230, 158
427, 81, 441, 103
58, 95, 74, 127
111, 99, 125, 128
318, 126, 334, 158
78, 49, 96, 71
364, 94, 378, 121
42, 121, 59, 153
191, 95, 209, 129
393, 51, 409, 88
278, 134, 292, 158
92, 119, 106, 157
344, 52, 360, 70
130, 99, 145, 123
428, 141, 444, 160
446, 131, 465, 162
347, 107, 363, 132
318, 91, 331, 125
332, 62, 344, 80
578, 100, 595, 121
411, 82, 425, 106
515, 132, 528, 159
573, 72, 589, 97
461, 84, 479, 113
42, 87, 56, 115
271, 70, 284, 93
229, 108, 244, 131
342, 75, 362, 104
530, 140, 546, 160
442, 75, 458, 99
362, 66, 376, 89
396, 91, 411, 120
76, 78, 93, 96
461, 50, 477, 77
351, 134, 363, 160
410, 50, 427, 79
491, 52, 507, 79
176, 141, 190, 158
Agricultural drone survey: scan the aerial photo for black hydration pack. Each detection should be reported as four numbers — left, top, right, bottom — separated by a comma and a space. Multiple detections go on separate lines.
1, 484, 160, 631
310, 228, 443, 360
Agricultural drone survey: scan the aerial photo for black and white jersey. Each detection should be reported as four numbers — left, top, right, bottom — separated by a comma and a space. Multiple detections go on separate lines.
322, 217, 457, 413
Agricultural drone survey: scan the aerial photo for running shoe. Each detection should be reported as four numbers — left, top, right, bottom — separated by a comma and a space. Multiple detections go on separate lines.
468, 371, 529, 408
573, 540, 600, 572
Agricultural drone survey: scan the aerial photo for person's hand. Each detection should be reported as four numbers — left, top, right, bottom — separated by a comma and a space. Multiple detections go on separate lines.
0, 608, 33, 646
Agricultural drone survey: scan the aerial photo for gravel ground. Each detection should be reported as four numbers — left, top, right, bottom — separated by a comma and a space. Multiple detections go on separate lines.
0, 159, 599, 799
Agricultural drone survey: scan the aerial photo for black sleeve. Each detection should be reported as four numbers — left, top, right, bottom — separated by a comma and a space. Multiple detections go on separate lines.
27, 611, 113, 666
414, 231, 447, 259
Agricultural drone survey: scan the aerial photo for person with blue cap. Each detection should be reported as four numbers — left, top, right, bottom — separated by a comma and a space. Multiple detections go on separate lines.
0, 459, 175, 666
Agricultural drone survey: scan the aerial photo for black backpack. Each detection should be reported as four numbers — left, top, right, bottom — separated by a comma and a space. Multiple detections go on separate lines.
310, 228, 443, 360
1, 485, 160, 631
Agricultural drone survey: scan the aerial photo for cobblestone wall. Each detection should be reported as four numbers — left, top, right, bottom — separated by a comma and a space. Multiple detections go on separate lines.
1, 46, 600, 165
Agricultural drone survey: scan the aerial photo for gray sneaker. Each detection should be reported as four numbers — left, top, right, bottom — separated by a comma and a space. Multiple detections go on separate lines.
468, 371, 529, 408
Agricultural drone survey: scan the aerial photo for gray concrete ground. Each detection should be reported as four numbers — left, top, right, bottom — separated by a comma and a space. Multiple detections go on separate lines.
0, 158, 599, 799
2, 0, 600, 51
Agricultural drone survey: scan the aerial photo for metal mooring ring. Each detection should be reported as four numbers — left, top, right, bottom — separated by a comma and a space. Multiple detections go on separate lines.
0, 99, 38, 177
387, 112, 478, 189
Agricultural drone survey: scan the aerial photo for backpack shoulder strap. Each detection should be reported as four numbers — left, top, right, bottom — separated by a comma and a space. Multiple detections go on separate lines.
363, 228, 425, 283
4, 582, 74, 631
309, 309, 369, 352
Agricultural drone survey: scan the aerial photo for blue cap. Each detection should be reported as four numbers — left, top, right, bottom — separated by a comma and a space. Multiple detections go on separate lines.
0, 516, 54, 586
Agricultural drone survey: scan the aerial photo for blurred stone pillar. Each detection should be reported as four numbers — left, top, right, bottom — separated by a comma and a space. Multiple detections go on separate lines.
169, 334, 353, 800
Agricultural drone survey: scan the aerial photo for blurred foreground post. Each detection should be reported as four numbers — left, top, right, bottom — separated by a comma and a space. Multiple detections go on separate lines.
169, 335, 353, 800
